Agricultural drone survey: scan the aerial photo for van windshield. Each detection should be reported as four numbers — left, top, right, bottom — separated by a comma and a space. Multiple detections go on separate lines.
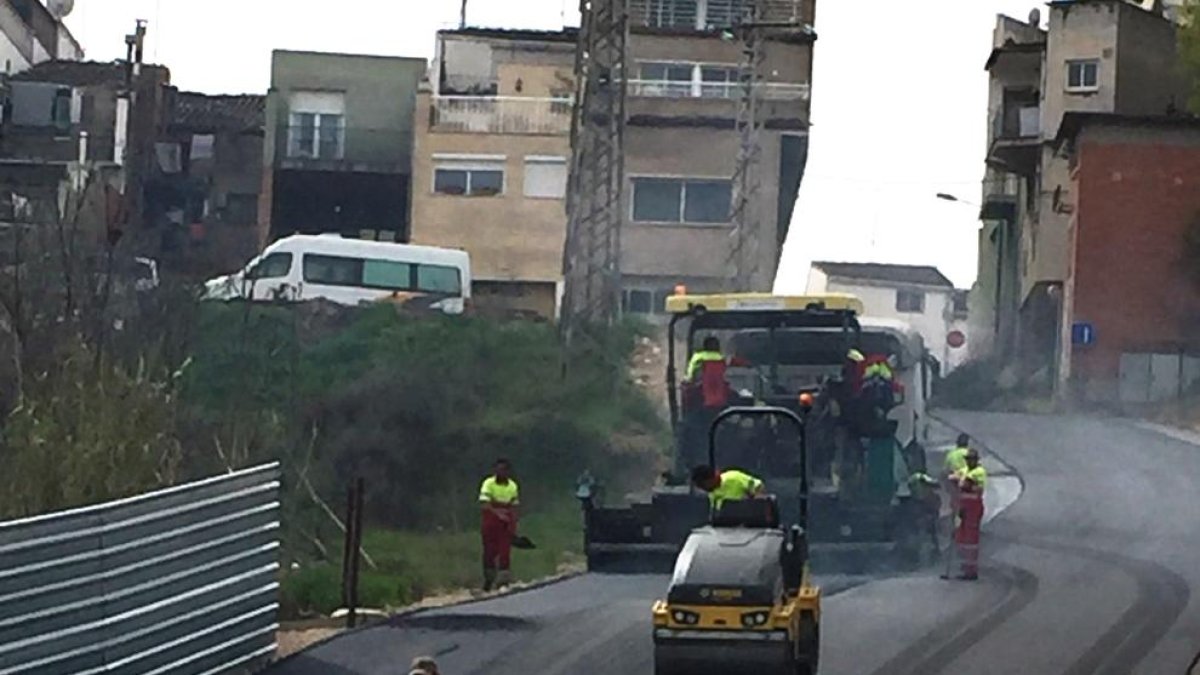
302, 253, 462, 295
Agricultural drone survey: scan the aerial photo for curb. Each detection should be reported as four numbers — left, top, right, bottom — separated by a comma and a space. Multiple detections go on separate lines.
265, 569, 587, 669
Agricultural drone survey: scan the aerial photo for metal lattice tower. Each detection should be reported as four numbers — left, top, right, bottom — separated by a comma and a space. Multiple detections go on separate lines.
727, 0, 767, 292
562, 0, 629, 336
727, 0, 811, 291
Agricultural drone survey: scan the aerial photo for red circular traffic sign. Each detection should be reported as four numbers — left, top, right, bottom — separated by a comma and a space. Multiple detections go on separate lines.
947, 330, 966, 349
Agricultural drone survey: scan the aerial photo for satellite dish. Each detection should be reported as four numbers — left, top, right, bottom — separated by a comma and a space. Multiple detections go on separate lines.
1028, 8, 1041, 25
47, 0, 74, 19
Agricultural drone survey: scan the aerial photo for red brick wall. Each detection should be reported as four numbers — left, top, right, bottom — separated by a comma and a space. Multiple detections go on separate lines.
1071, 134, 1200, 389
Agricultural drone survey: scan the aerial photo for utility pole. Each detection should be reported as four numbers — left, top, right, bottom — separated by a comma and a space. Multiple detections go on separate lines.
727, 0, 811, 291
561, 0, 628, 340
460, 0, 468, 29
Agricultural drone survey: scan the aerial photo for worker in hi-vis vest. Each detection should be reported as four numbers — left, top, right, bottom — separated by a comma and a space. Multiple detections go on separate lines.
479, 458, 519, 591
686, 335, 725, 382
690, 465, 765, 509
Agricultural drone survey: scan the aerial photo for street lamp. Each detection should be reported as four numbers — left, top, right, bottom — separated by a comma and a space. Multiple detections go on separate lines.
935, 193, 978, 206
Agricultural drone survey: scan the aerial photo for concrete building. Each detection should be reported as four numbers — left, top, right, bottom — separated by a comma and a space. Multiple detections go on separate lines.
0, 0, 82, 76
148, 91, 265, 277
410, 1, 815, 319
1055, 113, 1200, 403
261, 50, 425, 245
806, 262, 965, 374
0, 59, 172, 252
975, 0, 1188, 388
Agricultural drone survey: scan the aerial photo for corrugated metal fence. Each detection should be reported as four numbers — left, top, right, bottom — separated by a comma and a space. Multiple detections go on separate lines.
0, 463, 281, 674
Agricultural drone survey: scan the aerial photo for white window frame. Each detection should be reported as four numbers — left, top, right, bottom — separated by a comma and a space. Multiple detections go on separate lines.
432, 153, 506, 197
287, 111, 345, 159
522, 155, 568, 199
630, 175, 733, 226
1065, 59, 1100, 93
634, 60, 741, 99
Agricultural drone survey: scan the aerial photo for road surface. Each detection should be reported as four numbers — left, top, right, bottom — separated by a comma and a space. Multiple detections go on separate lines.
269, 412, 1200, 674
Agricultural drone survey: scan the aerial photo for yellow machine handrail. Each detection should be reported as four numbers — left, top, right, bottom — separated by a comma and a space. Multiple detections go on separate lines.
664, 293, 865, 315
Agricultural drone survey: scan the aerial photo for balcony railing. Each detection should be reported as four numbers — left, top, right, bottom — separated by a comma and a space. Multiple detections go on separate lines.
431, 96, 573, 135
628, 0, 809, 30
627, 80, 811, 101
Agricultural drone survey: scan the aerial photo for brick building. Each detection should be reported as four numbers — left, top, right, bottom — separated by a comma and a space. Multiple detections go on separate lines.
1056, 113, 1200, 402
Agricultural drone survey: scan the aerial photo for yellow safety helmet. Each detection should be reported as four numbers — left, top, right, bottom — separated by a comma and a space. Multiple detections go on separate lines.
846, 349, 865, 363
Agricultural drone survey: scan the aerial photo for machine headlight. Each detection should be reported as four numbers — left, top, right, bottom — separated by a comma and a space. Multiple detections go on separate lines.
671, 609, 700, 625
741, 611, 770, 627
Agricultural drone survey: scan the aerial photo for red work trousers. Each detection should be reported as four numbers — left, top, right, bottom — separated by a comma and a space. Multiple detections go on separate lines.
955, 491, 984, 577
481, 509, 515, 571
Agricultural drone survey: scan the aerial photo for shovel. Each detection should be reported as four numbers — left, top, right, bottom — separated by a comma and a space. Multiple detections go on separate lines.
511, 534, 537, 550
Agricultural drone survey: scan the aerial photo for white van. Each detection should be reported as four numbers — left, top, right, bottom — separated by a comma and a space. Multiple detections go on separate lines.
204, 234, 471, 314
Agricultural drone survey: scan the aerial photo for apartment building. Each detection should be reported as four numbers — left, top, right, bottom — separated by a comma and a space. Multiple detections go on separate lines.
1055, 113, 1200, 402
0, 0, 82, 76
807, 262, 965, 374
410, 0, 816, 319
974, 0, 1187, 386
260, 51, 425, 245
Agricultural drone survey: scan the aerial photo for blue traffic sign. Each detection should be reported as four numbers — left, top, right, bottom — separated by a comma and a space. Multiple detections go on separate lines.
1072, 322, 1096, 346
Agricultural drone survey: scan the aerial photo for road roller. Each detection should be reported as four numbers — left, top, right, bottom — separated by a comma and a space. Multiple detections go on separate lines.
651, 406, 821, 675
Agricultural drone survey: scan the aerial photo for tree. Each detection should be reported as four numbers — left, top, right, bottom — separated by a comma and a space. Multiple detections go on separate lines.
1179, 0, 1200, 112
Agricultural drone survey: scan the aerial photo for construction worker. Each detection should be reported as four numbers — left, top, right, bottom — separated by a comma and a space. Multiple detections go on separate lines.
479, 458, 519, 591
944, 433, 971, 479
686, 336, 724, 382
690, 465, 765, 509
953, 448, 988, 580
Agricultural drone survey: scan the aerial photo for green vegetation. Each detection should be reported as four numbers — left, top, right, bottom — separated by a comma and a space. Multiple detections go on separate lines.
0, 224, 666, 615
182, 304, 665, 617
1180, 1, 1200, 112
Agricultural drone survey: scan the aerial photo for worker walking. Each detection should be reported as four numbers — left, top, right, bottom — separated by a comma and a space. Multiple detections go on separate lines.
690, 465, 765, 509
479, 458, 519, 591
953, 448, 987, 580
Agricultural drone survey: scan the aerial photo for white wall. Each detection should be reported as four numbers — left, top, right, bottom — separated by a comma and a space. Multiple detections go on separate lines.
807, 275, 966, 374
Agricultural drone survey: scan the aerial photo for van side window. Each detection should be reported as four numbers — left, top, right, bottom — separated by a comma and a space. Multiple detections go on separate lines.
248, 253, 293, 280
303, 254, 364, 286
417, 264, 462, 294
363, 260, 413, 289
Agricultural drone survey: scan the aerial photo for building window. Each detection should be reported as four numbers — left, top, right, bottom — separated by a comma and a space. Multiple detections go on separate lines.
523, 156, 568, 199
632, 177, 732, 224
190, 134, 215, 160
703, 0, 747, 28
288, 111, 345, 159
638, 62, 696, 97
895, 289, 925, 314
433, 156, 505, 196
622, 288, 675, 314
1066, 59, 1099, 92
287, 90, 346, 160
636, 0, 699, 29
225, 193, 258, 225
634, 61, 740, 99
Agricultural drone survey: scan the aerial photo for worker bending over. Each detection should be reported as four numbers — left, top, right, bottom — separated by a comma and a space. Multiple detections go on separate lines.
690, 465, 765, 509
953, 448, 988, 580
479, 458, 519, 591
